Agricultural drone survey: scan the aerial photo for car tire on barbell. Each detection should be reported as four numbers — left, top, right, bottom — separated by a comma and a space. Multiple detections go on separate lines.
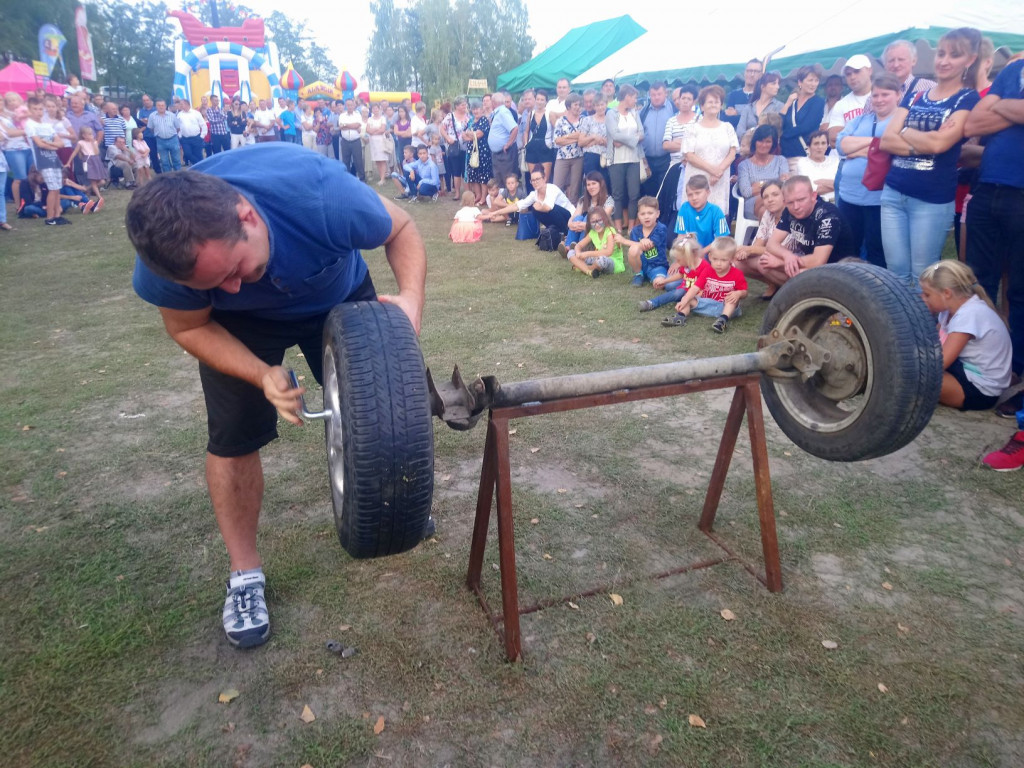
759, 262, 942, 462
321, 301, 434, 559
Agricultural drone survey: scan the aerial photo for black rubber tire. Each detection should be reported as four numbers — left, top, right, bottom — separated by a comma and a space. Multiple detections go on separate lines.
759, 262, 942, 462
322, 301, 434, 558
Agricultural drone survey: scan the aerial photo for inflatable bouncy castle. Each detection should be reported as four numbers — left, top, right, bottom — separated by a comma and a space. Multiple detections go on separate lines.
168, 10, 282, 106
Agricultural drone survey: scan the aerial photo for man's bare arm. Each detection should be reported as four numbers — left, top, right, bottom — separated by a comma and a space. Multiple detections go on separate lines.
159, 306, 303, 424
964, 94, 1012, 138
376, 196, 427, 334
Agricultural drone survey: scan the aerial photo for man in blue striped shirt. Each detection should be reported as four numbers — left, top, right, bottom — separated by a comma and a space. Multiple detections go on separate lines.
102, 102, 128, 149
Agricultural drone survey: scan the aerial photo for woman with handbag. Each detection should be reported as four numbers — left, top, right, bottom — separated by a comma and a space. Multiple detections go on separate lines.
835, 73, 902, 268
462, 99, 492, 206
443, 97, 470, 201
879, 27, 982, 285
605, 84, 646, 234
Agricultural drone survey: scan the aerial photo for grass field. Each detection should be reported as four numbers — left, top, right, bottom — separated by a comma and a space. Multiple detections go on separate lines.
1, 188, 1022, 768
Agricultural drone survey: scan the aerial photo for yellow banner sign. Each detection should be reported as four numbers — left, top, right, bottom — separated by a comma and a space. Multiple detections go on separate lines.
467, 79, 488, 90
33, 60, 51, 76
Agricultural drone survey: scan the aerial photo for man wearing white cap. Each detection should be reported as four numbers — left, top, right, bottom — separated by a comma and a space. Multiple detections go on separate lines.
827, 54, 873, 147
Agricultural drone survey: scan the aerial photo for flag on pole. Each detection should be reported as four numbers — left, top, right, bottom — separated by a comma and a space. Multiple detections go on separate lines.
37, 24, 67, 76
75, 5, 97, 81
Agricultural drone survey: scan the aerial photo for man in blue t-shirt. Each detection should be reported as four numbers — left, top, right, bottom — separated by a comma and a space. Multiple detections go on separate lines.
965, 58, 1024, 412
127, 143, 427, 649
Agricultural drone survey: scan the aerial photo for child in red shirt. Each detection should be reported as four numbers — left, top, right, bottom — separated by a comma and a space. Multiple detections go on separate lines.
660, 236, 748, 333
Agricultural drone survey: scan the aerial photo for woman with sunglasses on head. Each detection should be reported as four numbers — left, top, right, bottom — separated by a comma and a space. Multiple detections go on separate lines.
879, 27, 982, 285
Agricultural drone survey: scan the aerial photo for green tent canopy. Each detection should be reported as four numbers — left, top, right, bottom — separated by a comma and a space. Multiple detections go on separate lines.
576, 26, 1024, 89
497, 15, 646, 93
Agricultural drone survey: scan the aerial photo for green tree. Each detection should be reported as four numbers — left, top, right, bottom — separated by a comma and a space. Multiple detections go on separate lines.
366, 0, 416, 91
0, 0, 81, 83
91, 1, 176, 99
365, 0, 534, 102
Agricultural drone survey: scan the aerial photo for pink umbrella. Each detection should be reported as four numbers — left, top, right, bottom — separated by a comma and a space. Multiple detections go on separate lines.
0, 62, 68, 99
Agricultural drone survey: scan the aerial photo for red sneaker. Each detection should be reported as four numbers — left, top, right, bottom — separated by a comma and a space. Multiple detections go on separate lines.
983, 431, 1024, 472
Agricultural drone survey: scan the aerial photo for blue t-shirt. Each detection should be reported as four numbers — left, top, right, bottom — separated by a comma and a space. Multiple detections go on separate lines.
132, 143, 392, 320
836, 111, 895, 207
674, 202, 729, 247
628, 221, 669, 268
885, 87, 980, 204
280, 110, 297, 136
978, 60, 1024, 189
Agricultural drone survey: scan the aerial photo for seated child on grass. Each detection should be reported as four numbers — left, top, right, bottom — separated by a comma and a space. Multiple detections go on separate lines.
59, 167, 102, 213
568, 206, 625, 278
450, 190, 483, 243
660, 236, 748, 333
484, 178, 508, 221
918, 260, 1012, 411
389, 145, 416, 198
638, 236, 703, 312
499, 173, 522, 226
623, 196, 669, 287
675, 174, 729, 257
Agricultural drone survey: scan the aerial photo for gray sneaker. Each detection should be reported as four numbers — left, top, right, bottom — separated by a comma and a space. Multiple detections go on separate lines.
638, 299, 654, 312
223, 571, 270, 648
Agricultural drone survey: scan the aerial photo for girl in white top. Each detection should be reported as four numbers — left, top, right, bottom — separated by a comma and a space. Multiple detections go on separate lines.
680, 85, 738, 216
451, 190, 483, 243
919, 260, 1012, 410
795, 130, 839, 202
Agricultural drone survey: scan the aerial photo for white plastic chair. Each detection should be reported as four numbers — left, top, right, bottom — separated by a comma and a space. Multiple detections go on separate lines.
733, 183, 758, 247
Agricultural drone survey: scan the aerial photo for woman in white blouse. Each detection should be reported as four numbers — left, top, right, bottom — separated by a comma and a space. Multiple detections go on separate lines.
604, 84, 645, 233
795, 130, 838, 202
480, 165, 575, 234
678, 85, 738, 215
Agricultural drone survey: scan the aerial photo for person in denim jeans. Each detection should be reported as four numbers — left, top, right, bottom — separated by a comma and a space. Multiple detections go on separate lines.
148, 99, 182, 172
879, 27, 981, 285
964, 55, 1024, 416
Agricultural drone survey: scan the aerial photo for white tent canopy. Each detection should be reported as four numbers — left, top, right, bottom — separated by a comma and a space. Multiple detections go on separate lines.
572, 0, 1024, 85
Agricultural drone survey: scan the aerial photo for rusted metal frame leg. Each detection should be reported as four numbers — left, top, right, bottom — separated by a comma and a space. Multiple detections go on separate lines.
466, 415, 499, 591
698, 383, 749, 532
490, 412, 523, 662
744, 380, 783, 592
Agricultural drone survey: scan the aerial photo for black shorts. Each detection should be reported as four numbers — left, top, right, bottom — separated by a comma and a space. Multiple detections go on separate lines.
200, 274, 377, 457
947, 358, 1000, 412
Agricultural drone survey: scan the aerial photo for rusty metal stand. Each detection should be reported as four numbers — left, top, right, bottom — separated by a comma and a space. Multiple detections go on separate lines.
464, 373, 783, 662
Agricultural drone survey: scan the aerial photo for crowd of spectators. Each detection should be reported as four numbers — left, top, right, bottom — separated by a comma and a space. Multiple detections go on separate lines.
2, 26, 1022, 465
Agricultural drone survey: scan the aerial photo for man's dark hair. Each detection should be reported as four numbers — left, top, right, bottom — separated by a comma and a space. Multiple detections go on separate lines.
125, 172, 245, 281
